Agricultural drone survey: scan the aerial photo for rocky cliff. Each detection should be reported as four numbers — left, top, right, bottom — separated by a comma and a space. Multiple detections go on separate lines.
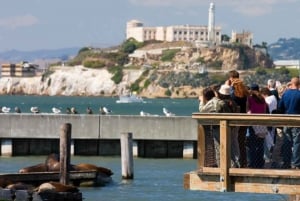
0, 44, 272, 98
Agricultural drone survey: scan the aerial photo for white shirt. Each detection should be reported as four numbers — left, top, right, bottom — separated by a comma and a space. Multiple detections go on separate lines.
265, 95, 277, 113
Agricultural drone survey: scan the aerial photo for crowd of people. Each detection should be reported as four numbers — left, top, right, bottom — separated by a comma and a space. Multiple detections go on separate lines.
198, 70, 300, 169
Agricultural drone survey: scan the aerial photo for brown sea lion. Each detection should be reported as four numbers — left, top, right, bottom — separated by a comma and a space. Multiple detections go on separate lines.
45, 153, 77, 172
18, 163, 47, 173
0, 178, 13, 188
6, 182, 35, 191
74, 163, 113, 176
45, 153, 60, 171
36, 181, 79, 193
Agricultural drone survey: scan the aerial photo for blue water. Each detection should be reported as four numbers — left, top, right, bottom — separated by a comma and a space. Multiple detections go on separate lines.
0, 95, 198, 116
0, 156, 287, 201
0, 95, 288, 200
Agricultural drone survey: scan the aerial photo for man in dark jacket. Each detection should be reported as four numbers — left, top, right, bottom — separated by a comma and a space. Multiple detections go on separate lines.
278, 77, 300, 169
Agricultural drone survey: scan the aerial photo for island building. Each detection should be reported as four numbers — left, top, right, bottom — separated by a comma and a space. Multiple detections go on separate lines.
1, 61, 38, 77
126, 3, 253, 47
126, 3, 221, 45
230, 30, 253, 47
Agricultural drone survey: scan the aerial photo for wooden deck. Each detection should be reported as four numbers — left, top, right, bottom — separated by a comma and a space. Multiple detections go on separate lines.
184, 113, 300, 198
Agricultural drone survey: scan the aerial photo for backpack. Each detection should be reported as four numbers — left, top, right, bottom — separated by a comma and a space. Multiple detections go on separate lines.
221, 99, 239, 113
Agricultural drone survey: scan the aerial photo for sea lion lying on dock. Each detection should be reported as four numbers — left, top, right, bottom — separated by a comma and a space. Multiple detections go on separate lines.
18, 163, 48, 173
18, 153, 61, 173
0, 178, 13, 188
74, 163, 113, 176
19, 153, 113, 175
45, 153, 61, 171
6, 182, 35, 191
35, 181, 79, 193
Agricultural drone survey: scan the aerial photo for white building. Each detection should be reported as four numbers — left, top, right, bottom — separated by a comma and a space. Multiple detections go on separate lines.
274, 60, 300, 69
126, 3, 221, 44
231, 31, 253, 47
126, 20, 221, 44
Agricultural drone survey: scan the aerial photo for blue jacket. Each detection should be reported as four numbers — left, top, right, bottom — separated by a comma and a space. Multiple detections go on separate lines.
278, 89, 300, 114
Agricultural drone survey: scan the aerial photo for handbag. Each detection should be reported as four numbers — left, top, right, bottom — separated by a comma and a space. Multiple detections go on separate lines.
252, 125, 268, 138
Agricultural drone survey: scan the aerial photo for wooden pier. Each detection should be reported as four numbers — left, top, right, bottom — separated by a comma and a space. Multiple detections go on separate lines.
184, 113, 300, 200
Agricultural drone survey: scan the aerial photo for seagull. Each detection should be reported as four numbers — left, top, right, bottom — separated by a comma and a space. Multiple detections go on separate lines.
30, 106, 40, 114
14, 106, 21, 113
140, 110, 159, 117
70, 107, 78, 114
163, 107, 175, 117
140, 110, 151, 116
100, 106, 111, 115
1, 106, 11, 113
52, 107, 61, 114
86, 106, 93, 114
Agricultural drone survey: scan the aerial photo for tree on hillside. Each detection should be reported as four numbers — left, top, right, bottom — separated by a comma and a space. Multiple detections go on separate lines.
121, 38, 143, 54
221, 34, 230, 42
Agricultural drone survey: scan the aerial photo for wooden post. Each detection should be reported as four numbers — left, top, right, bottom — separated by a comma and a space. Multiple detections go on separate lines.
219, 120, 230, 192
197, 124, 205, 169
60, 123, 72, 185
121, 132, 134, 179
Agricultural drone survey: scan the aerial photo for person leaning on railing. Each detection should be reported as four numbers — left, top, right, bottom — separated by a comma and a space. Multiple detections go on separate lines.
277, 77, 300, 169
227, 70, 249, 168
245, 84, 268, 168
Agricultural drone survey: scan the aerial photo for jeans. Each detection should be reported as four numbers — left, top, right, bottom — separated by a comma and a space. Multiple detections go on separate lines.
281, 127, 300, 168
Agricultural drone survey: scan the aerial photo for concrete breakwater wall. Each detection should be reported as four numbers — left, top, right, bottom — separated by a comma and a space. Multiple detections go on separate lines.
0, 114, 198, 158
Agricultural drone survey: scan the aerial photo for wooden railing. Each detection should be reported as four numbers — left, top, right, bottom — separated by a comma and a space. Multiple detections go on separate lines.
184, 113, 300, 197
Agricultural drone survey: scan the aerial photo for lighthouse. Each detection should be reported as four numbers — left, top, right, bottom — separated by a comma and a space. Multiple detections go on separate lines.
208, 2, 215, 43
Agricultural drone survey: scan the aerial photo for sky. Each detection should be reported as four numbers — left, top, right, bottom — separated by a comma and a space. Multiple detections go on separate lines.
0, 0, 299, 52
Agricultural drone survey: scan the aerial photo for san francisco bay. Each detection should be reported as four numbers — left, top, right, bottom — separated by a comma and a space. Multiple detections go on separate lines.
0, 156, 286, 201
0, 95, 288, 200
0, 95, 198, 116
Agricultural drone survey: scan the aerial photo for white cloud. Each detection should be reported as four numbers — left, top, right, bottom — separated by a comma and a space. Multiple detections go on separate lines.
0, 15, 39, 29
129, 0, 297, 16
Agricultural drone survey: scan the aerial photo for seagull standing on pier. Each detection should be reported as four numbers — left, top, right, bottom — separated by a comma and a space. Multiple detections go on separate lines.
163, 107, 175, 117
30, 106, 40, 114
52, 107, 61, 114
100, 106, 111, 115
1, 106, 11, 113
140, 111, 151, 116
86, 106, 93, 114
71, 107, 79, 114
14, 106, 21, 113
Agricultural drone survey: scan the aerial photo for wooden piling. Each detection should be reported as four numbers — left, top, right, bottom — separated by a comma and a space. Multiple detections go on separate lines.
120, 132, 134, 179
59, 123, 72, 185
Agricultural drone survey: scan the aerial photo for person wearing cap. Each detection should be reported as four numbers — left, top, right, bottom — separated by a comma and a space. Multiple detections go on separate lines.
277, 77, 300, 169
246, 84, 268, 168
199, 84, 239, 167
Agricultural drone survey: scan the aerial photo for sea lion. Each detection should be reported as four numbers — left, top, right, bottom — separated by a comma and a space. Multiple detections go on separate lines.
45, 153, 60, 171
36, 181, 79, 193
0, 178, 13, 188
6, 182, 35, 191
18, 163, 47, 173
45, 153, 77, 172
74, 163, 113, 177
